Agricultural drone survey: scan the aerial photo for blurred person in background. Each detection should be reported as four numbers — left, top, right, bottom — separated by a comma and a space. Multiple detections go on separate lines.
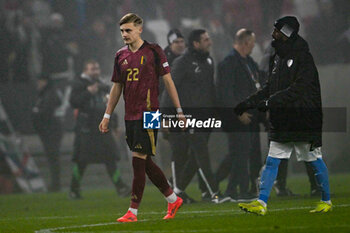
160, 28, 186, 97
164, 29, 186, 66
8, 13, 32, 82
159, 29, 186, 106
163, 29, 227, 203
69, 60, 129, 199
31, 74, 63, 192
40, 13, 72, 77
235, 16, 332, 215
82, 18, 116, 77
306, 0, 343, 65
215, 29, 263, 201
161, 28, 198, 204
0, 12, 12, 83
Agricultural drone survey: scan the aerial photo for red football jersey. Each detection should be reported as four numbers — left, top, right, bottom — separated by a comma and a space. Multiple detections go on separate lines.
111, 41, 170, 120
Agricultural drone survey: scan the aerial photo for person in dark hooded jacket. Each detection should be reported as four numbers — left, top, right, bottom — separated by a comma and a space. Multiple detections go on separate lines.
32, 75, 63, 192
235, 16, 332, 215
68, 60, 129, 199
260, 44, 321, 198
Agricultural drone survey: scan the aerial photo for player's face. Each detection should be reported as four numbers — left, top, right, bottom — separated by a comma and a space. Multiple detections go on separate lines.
272, 28, 288, 42
120, 22, 142, 45
85, 63, 101, 79
245, 35, 255, 55
170, 38, 185, 55
195, 32, 212, 53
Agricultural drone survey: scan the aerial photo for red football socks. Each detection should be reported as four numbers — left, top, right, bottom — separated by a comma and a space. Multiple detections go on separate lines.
145, 156, 173, 197
130, 156, 173, 209
130, 157, 146, 209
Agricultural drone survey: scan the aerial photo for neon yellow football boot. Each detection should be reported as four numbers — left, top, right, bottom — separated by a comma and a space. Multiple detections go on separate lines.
238, 200, 267, 216
310, 201, 332, 213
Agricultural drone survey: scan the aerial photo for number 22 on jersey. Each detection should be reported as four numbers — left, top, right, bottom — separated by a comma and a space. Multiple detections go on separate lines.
126, 68, 139, 81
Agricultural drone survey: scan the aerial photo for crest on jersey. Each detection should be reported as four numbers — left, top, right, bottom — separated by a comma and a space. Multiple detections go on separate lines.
141, 56, 146, 65
287, 59, 293, 67
122, 59, 128, 65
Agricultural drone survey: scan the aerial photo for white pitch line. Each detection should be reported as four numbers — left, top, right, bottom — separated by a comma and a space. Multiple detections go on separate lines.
1, 210, 232, 222
36, 224, 350, 233
34, 204, 350, 233
1, 209, 244, 222
5, 203, 346, 222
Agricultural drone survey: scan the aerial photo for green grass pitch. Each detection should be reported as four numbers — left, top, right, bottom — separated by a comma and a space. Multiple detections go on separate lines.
1, 174, 349, 233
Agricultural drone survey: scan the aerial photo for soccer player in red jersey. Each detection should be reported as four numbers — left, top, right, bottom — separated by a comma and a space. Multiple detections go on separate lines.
99, 13, 185, 222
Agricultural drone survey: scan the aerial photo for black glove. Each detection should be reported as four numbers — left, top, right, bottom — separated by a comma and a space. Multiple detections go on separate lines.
234, 101, 252, 116
257, 100, 269, 112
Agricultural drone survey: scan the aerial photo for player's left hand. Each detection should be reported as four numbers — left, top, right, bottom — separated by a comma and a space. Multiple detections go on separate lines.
99, 118, 110, 133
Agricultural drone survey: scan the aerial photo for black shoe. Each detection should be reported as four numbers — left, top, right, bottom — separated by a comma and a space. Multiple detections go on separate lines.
116, 181, 131, 198
225, 190, 238, 202
211, 192, 232, 204
69, 189, 82, 200
236, 192, 257, 202
177, 191, 196, 204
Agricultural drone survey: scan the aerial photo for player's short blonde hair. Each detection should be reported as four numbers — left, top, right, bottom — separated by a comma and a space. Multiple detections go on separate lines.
119, 13, 143, 27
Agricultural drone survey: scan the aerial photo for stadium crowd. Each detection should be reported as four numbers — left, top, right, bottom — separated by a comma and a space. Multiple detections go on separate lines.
0, 0, 349, 84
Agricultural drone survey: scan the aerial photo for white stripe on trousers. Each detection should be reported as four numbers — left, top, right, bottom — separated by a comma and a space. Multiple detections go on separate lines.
198, 168, 214, 197
171, 161, 177, 189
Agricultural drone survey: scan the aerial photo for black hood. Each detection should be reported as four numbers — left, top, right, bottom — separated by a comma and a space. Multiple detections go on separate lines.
274, 16, 300, 39
291, 35, 309, 52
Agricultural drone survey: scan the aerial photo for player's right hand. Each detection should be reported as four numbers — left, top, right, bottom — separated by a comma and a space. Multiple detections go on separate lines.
177, 113, 187, 131
99, 118, 110, 133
